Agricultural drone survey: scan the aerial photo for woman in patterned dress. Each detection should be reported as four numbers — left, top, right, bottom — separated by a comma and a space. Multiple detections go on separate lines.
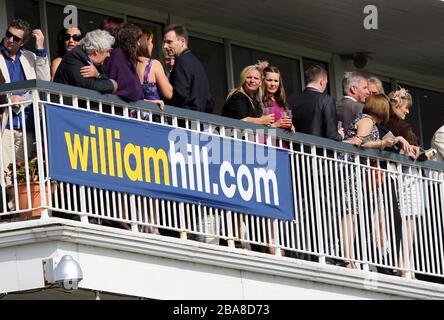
341, 94, 409, 268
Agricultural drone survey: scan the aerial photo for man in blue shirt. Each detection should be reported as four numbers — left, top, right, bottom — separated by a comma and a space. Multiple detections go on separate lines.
0, 19, 50, 186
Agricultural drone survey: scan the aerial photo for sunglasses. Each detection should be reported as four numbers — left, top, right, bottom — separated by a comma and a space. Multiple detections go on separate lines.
5, 30, 23, 43
63, 34, 82, 42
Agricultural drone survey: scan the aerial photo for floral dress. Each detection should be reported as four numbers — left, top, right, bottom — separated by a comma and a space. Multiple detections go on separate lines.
342, 114, 380, 215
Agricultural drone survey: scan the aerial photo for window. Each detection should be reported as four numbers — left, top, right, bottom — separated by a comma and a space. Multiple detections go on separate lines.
382, 81, 392, 95
418, 88, 444, 148
6, 0, 41, 52
127, 17, 163, 61
46, 2, 121, 60
231, 45, 302, 107
190, 37, 227, 115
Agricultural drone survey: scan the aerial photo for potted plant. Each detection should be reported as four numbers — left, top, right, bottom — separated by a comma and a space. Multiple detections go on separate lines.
6, 157, 53, 217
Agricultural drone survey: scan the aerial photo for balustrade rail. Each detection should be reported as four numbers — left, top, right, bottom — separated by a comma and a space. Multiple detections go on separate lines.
1, 80, 443, 281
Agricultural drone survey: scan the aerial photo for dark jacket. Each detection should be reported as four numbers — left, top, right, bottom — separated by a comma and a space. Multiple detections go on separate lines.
167, 49, 214, 113
292, 87, 342, 141
222, 91, 262, 120
54, 46, 115, 94
104, 48, 143, 102
385, 115, 420, 146
336, 97, 364, 133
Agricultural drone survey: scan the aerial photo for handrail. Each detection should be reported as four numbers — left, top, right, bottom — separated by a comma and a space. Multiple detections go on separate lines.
1, 80, 442, 172
0, 81, 443, 282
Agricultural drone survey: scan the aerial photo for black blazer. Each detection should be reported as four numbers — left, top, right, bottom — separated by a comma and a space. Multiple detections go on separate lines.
167, 49, 214, 113
292, 87, 342, 141
54, 46, 114, 94
222, 91, 262, 120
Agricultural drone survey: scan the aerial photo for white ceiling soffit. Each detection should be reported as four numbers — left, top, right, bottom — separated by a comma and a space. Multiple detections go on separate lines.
117, 0, 444, 78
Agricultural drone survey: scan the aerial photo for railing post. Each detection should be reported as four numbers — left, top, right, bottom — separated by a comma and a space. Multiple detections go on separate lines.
226, 210, 235, 249
397, 162, 410, 278
179, 202, 187, 240
273, 219, 282, 257
356, 156, 369, 272
311, 145, 325, 264
79, 186, 88, 223
32, 89, 49, 219
130, 194, 139, 232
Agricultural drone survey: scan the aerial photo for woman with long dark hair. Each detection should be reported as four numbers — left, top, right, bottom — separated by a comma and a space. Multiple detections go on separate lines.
136, 30, 172, 108
105, 23, 144, 102
262, 64, 293, 131
51, 27, 85, 80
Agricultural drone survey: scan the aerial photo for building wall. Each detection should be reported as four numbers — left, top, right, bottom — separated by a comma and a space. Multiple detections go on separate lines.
4, 0, 443, 146
4, 220, 442, 299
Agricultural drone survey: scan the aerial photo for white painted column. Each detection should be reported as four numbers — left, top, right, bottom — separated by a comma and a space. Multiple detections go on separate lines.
329, 54, 354, 100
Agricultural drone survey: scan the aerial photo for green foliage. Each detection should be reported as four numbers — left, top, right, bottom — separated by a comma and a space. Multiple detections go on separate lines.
7, 158, 39, 183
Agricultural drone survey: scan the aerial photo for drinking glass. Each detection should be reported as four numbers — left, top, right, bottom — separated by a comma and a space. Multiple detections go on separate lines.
281, 110, 292, 119
337, 121, 343, 130
264, 107, 274, 115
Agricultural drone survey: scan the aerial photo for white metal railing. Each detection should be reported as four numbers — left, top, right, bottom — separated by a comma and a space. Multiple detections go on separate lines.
0, 81, 443, 281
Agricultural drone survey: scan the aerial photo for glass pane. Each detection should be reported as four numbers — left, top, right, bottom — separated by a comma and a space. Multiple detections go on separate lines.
418, 88, 444, 148
382, 81, 392, 95
46, 2, 120, 60
127, 16, 163, 61
7, 0, 41, 52
190, 37, 227, 115
231, 45, 302, 107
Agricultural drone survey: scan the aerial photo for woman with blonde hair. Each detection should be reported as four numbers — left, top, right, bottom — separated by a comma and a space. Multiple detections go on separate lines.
367, 76, 385, 95
385, 87, 422, 278
222, 61, 273, 125
222, 61, 291, 130
222, 62, 283, 252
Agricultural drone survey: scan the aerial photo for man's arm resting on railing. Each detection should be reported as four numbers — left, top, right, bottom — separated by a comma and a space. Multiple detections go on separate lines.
61, 57, 115, 94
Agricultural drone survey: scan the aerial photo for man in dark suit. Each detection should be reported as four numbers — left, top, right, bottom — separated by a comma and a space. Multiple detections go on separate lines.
163, 24, 213, 113
336, 71, 369, 132
54, 29, 117, 94
292, 65, 343, 141
291, 65, 345, 263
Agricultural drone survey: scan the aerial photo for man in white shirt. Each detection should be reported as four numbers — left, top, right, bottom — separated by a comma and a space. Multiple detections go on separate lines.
0, 19, 50, 186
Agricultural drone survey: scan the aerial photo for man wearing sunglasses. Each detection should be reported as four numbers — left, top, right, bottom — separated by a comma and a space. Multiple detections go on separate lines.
0, 18, 50, 87
0, 18, 50, 188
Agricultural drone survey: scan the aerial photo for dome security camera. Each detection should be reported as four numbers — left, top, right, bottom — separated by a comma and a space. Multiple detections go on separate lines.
353, 52, 368, 69
43, 255, 83, 290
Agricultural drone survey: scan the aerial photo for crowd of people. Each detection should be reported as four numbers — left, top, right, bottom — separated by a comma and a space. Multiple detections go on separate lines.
0, 18, 443, 280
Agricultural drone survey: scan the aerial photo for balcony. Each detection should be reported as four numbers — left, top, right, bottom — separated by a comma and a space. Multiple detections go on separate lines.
0, 80, 443, 300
